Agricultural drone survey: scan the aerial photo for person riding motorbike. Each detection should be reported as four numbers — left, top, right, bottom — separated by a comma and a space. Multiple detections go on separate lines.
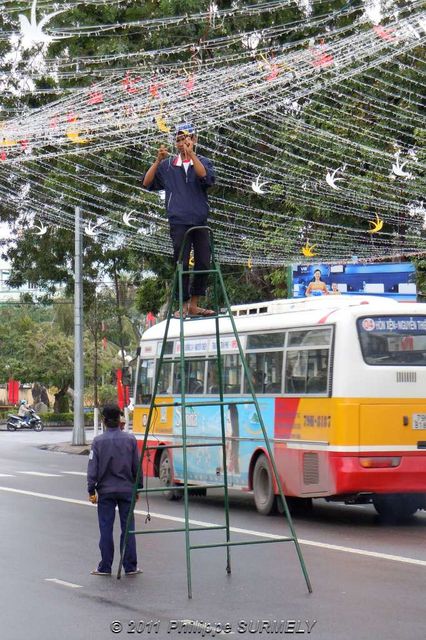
18, 400, 31, 424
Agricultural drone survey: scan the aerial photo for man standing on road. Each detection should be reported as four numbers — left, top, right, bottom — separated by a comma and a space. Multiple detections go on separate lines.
142, 122, 216, 318
87, 404, 142, 576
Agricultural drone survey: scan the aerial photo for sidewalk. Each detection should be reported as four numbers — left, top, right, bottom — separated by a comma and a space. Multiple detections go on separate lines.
40, 442, 92, 455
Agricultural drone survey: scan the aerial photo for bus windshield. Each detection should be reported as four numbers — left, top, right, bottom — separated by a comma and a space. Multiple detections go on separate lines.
357, 315, 426, 366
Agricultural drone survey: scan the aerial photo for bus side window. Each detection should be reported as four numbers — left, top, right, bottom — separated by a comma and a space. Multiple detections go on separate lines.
244, 352, 283, 394
157, 362, 173, 394
223, 354, 241, 393
285, 349, 329, 395
136, 359, 154, 403
173, 359, 205, 394
285, 351, 307, 394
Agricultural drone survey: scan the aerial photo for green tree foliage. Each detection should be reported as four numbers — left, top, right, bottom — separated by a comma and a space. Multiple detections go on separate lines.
0, 0, 424, 308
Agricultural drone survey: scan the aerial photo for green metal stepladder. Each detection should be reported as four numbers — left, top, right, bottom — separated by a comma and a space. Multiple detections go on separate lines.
118, 226, 312, 597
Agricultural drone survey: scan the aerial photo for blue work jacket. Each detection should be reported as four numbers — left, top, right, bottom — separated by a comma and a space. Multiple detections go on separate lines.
87, 428, 142, 495
144, 154, 215, 225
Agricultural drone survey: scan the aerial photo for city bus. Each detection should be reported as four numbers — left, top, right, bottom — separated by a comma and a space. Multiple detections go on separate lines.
132, 295, 426, 520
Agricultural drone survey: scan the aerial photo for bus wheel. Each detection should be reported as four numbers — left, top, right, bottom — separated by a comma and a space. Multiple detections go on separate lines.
372, 494, 419, 521
253, 455, 276, 515
159, 449, 182, 501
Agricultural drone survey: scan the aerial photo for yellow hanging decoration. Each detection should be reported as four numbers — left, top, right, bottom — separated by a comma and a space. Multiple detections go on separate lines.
66, 128, 89, 144
301, 241, 317, 258
247, 257, 253, 270
189, 250, 195, 267
367, 213, 384, 234
155, 105, 171, 133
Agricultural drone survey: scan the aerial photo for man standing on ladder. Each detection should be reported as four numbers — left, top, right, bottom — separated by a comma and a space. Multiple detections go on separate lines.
87, 404, 142, 576
142, 122, 216, 318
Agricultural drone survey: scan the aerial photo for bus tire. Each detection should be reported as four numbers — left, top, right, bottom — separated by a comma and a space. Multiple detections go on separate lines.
159, 449, 182, 501
253, 454, 277, 515
372, 494, 419, 521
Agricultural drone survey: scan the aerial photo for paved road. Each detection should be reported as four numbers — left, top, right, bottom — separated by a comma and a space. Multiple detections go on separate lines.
0, 430, 425, 640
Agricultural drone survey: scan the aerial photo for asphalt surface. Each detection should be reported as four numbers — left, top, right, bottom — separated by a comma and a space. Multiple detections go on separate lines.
0, 430, 425, 640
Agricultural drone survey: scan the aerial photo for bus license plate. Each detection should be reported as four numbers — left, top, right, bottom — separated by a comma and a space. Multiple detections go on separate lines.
413, 414, 426, 430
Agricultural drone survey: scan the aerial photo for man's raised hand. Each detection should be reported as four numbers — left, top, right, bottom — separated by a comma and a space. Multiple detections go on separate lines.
157, 144, 169, 162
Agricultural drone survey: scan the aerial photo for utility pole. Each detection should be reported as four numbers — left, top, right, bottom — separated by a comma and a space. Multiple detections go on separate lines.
72, 205, 86, 446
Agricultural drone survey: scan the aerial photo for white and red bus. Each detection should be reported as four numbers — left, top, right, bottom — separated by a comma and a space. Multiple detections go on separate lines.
132, 295, 426, 520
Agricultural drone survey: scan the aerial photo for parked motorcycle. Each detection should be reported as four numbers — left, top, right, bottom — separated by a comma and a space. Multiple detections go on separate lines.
7, 408, 44, 432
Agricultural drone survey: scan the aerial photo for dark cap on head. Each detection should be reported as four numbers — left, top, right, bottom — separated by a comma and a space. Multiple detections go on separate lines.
102, 403, 123, 427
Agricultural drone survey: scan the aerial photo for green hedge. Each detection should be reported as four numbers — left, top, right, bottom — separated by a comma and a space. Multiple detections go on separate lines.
44, 412, 94, 425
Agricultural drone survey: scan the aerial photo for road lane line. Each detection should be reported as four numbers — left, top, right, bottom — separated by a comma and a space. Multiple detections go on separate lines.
18, 472, 63, 477
0, 474, 15, 477
61, 471, 86, 476
0, 486, 425, 568
45, 578, 83, 589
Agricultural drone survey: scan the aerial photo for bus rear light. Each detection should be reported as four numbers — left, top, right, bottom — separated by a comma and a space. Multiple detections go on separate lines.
360, 457, 401, 469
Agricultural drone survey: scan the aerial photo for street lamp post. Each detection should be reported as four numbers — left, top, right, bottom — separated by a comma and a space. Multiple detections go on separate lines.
72, 205, 86, 446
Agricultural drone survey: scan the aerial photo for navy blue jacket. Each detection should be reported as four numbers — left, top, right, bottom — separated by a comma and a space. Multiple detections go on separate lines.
87, 428, 142, 495
144, 154, 215, 225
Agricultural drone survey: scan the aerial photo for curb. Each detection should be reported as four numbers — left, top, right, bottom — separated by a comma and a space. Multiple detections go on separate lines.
39, 443, 92, 455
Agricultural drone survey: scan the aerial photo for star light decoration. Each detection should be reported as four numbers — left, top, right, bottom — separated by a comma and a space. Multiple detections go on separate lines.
18, 0, 69, 51
0, 1, 424, 265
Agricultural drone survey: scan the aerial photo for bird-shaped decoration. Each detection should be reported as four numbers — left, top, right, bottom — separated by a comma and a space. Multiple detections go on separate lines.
266, 64, 279, 81
183, 74, 195, 96
84, 220, 108, 237
88, 89, 103, 105
242, 31, 261, 50
33, 221, 48, 236
155, 110, 170, 133
301, 241, 317, 258
251, 174, 268, 194
325, 165, 346, 190
18, 0, 68, 51
66, 127, 89, 144
367, 213, 384, 234
373, 25, 397, 42
0, 138, 17, 147
391, 151, 414, 180
122, 72, 142, 95
407, 201, 425, 218
122, 211, 138, 227
311, 39, 334, 68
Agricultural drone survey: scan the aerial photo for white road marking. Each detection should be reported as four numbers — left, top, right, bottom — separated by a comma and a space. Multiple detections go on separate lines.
61, 471, 86, 476
18, 472, 63, 477
0, 474, 15, 477
45, 578, 83, 589
0, 486, 425, 568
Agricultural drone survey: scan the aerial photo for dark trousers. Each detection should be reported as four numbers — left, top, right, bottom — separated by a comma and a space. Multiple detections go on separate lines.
169, 224, 210, 301
97, 492, 137, 573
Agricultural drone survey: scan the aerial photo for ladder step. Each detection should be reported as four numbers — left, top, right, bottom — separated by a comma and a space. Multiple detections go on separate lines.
130, 525, 227, 535
144, 442, 223, 451
175, 313, 231, 321
137, 484, 226, 493
181, 269, 221, 275
153, 399, 255, 408
190, 538, 295, 550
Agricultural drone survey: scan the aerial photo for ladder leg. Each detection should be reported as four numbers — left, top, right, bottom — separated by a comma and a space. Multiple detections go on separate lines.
177, 259, 193, 598
212, 244, 313, 593
212, 266, 231, 575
